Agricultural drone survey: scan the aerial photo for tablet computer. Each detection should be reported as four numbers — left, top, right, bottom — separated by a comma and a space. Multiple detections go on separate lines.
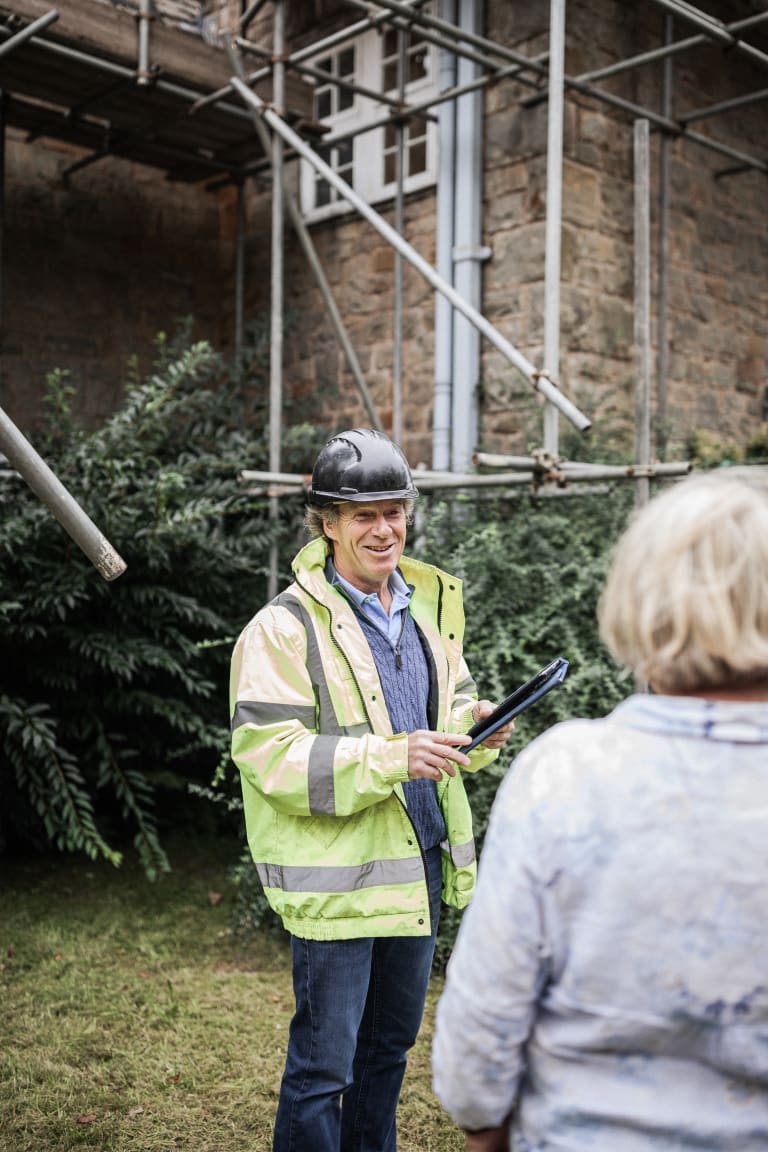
465, 656, 569, 751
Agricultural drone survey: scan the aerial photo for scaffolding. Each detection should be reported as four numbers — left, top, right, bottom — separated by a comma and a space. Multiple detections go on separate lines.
221, 0, 765, 563
225, 0, 766, 480
0, 1, 765, 586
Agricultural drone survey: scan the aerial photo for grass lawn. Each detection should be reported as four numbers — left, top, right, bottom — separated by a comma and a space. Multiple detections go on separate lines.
0, 835, 464, 1152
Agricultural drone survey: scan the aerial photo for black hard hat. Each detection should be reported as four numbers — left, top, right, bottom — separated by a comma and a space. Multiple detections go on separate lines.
309, 429, 419, 507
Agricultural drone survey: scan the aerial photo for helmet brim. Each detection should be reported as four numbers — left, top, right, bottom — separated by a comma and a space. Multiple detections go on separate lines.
309, 485, 419, 506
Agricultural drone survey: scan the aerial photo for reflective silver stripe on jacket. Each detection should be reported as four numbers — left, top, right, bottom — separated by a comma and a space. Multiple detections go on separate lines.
275, 592, 345, 736
237, 593, 372, 819
455, 675, 477, 697
256, 855, 424, 893
232, 701, 316, 730
441, 838, 476, 868
308, 734, 340, 817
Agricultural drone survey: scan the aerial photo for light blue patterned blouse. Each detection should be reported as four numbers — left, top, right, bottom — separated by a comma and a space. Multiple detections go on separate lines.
433, 694, 768, 1150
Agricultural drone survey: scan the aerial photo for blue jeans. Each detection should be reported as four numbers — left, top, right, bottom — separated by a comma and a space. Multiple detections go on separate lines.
273, 845, 443, 1152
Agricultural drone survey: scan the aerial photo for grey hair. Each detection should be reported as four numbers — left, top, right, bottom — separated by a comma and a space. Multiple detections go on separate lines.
304, 499, 415, 541
599, 468, 768, 694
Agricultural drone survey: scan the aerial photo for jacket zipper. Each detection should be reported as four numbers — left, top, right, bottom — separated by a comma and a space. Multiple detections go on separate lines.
393, 609, 407, 669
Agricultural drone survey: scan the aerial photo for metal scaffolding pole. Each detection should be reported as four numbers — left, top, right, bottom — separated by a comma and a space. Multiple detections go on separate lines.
137, 0, 152, 86
285, 195, 384, 432
240, 0, 271, 34
543, 0, 565, 457
575, 11, 768, 84
432, 0, 456, 471
196, 3, 427, 116
0, 9, 58, 58
451, 0, 485, 474
237, 3, 767, 184
0, 406, 127, 580
230, 77, 592, 433
392, 28, 407, 444
518, 35, 767, 175
344, 0, 549, 78
656, 15, 673, 460
237, 38, 435, 122
0, 21, 254, 123
238, 459, 692, 491
473, 452, 691, 478
0, 90, 4, 351
647, 0, 768, 72
678, 87, 768, 126
226, 43, 384, 431
268, 0, 285, 600
234, 179, 245, 366
634, 119, 652, 509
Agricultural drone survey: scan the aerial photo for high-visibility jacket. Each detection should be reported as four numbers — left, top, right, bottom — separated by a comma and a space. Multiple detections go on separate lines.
230, 535, 498, 941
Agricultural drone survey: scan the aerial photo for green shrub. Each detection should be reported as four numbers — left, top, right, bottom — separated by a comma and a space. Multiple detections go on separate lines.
685, 427, 745, 468
0, 334, 324, 876
745, 422, 768, 463
412, 487, 636, 966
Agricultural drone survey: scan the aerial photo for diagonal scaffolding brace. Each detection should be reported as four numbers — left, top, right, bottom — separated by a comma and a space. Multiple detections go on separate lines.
229, 75, 592, 434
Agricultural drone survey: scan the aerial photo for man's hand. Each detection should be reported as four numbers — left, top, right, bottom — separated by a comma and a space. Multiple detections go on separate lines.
472, 700, 515, 750
465, 1126, 510, 1152
407, 730, 471, 780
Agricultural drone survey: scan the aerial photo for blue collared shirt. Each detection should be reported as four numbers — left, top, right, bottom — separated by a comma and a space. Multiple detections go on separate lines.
326, 559, 413, 646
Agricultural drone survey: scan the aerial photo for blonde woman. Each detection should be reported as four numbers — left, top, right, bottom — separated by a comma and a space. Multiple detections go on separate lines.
433, 469, 768, 1152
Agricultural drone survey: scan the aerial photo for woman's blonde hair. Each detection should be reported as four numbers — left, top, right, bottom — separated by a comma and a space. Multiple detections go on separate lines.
599, 469, 768, 694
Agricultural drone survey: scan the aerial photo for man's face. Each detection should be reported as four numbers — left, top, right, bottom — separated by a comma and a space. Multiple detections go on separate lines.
323, 500, 407, 595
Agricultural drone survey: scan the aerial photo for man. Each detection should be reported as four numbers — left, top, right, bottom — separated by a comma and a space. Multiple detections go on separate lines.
230, 428, 513, 1152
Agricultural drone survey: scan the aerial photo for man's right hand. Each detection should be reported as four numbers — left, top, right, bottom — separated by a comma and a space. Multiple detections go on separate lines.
407, 730, 471, 781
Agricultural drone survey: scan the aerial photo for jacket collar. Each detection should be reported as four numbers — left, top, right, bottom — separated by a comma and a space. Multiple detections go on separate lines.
612, 694, 768, 743
291, 536, 461, 605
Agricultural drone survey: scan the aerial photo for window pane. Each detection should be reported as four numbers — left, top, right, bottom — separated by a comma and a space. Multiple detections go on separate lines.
337, 140, 354, 167
338, 86, 354, 112
384, 151, 396, 184
317, 89, 332, 120
384, 122, 396, 149
383, 60, 397, 91
339, 47, 355, 78
408, 47, 427, 84
383, 28, 397, 58
316, 178, 331, 207
408, 139, 427, 175
316, 56, 331, 74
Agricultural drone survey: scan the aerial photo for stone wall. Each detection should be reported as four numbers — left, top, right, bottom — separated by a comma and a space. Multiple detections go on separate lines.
4, 0, 766, 467
480, 0, 767, 459
241, 0, 767, 463
2, 129, 235, 426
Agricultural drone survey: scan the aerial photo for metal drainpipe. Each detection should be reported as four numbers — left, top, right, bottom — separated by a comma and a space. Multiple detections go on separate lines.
432, 0, 457, 470
451, 0, 489, 474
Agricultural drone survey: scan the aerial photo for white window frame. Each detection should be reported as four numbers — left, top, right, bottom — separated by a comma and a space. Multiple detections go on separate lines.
299, 8, 440, 224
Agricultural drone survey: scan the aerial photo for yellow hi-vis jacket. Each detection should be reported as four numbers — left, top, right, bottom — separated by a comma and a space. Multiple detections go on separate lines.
229, 535, 498, 941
